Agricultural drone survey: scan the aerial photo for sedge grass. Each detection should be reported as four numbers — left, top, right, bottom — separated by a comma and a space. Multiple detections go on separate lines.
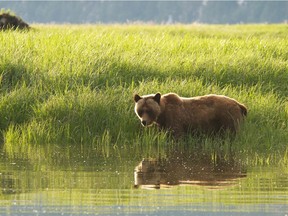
0, 24, 288, 164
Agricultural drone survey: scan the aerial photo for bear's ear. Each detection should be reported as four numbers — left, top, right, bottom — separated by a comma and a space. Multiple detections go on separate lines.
134, 94, 142, 102
153, 93, 161, 104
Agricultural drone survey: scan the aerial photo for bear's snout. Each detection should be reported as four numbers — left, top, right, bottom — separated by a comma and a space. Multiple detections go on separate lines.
140, 119, 154, 127
141, 120, 147, 126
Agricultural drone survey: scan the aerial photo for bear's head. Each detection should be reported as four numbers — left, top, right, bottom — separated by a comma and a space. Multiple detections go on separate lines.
134, 93, 161, 127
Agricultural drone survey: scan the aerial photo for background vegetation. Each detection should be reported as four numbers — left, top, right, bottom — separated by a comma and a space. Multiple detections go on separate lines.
0, 24, 288, 161
1, 1, 288, 24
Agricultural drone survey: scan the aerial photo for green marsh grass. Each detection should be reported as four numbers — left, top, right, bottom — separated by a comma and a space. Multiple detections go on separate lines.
0, 24, 288, 164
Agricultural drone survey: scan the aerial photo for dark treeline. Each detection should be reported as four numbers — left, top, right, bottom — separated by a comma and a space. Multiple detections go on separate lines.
1, 1, 288, 24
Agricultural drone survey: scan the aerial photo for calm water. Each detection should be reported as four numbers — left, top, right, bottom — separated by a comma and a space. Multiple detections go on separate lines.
0, 144, 287, 216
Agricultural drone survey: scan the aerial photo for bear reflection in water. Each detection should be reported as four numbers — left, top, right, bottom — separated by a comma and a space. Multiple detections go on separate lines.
134, 151, 246, 189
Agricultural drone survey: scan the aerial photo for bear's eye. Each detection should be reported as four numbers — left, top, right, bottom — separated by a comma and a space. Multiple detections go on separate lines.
146, 110, 153, 116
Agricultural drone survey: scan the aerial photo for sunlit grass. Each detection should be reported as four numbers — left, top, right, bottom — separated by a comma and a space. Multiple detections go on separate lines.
0, 24, 288, 165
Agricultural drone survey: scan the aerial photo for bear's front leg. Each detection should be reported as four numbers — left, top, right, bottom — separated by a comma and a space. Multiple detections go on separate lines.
170, 125, 185, 139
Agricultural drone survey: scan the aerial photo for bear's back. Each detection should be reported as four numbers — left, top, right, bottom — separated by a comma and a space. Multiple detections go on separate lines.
162, 93, 183, 105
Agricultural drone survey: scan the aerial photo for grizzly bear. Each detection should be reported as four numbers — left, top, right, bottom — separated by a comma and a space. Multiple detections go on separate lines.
134, 93, 247, 137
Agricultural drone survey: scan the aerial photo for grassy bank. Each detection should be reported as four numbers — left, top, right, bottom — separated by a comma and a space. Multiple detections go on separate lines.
0, 24, 287, 159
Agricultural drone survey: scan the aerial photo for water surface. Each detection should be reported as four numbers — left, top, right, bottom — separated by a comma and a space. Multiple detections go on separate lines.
0, 144, 287, 215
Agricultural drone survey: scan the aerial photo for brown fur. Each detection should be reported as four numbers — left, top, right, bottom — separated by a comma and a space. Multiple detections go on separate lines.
134, 92, 247, 137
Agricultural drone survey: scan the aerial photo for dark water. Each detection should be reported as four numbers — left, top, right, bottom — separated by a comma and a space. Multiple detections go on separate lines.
0, 144, 287, 216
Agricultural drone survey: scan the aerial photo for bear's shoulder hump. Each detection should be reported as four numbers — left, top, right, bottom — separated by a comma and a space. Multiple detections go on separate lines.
163, 93, 182, 104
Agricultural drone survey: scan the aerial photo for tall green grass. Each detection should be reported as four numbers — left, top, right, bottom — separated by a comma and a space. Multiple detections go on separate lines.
0, 24, 288, 161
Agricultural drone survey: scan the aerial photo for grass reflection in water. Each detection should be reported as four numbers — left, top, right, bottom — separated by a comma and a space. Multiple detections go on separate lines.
0, 143, 288, 215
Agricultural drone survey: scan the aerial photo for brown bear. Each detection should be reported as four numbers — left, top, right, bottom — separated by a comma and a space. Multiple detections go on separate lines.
134, 93, 247, 137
